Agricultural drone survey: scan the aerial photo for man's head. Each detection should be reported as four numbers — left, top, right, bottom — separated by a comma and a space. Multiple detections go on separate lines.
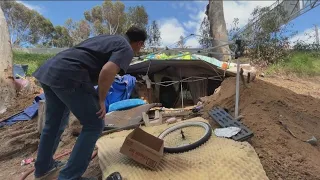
126, 26, 147, 54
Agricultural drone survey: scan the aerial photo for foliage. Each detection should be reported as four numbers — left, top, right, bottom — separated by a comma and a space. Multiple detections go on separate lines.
0, 1, 55, 47
64, 18, 90, 46
294, 42, 320, 52
84, 0, 148, 36
293, 36, 320, 52
84, 0, 126, 35
2, 0, 153, 48
238, 5, 297, 65
146, 20, 161, 47
52, 26, 73, 48
125, 6, 148, 31
198, 17, 213, 48
266, 51, 320, 76
228, 18, 240, 40
13, 51, 55, 75
177, 36, 185, 48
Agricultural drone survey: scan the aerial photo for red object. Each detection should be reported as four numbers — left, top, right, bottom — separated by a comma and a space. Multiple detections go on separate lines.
21, 158, 35, 166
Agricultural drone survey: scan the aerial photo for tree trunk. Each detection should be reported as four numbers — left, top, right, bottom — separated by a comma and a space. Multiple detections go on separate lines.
207, 0, 231, 61
0, 7, 16, 114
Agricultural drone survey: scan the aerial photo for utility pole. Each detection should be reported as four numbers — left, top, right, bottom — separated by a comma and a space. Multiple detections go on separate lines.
315, 24, 319, 45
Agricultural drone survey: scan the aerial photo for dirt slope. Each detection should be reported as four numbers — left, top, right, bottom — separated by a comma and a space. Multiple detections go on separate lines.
202, 77, 320, 180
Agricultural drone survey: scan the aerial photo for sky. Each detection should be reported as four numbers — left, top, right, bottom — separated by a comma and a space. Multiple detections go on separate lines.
17, 0, 320, 48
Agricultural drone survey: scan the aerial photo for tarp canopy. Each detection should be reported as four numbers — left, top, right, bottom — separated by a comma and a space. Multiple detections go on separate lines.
127, 59, 235, 77
143, 52, 223, 68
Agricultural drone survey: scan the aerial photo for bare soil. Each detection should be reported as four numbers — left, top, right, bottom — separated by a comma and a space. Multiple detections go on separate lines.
202, 76, 320, 180
0, 75, 319, 180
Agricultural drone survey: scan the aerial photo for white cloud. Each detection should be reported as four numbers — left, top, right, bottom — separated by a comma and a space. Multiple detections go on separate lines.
16, 1, 44, 14
185, 37, 200, 48
159, 18, 186, 47
183, 21, 198, 30
289, 28, 316, 46
223, 1, 275, 30
162, 1, 277, 48
184, 1, 275, 35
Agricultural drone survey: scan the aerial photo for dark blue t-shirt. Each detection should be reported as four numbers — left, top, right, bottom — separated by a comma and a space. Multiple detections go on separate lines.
33, 35, 134, 89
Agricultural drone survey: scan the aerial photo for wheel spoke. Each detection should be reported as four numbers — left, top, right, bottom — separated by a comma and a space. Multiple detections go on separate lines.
158, 121, 212, 153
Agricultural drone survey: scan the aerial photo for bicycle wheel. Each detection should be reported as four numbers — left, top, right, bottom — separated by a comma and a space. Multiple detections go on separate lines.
158, 121, 212, 153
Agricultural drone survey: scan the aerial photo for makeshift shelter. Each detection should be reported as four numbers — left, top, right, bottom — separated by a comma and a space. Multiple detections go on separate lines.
127, 53, 236, 108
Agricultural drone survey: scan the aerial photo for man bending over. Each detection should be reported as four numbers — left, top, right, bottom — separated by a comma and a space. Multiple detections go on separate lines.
33, 26, 147, 180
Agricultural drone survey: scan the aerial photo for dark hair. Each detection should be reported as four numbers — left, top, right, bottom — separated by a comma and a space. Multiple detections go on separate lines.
125, 26, 147, 43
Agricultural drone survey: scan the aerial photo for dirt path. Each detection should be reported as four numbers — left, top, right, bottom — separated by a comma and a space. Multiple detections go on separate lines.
263, 75, 320, 99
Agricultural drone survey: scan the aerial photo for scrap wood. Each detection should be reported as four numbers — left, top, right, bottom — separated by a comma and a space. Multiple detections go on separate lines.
104, 103, 162, 128
100, 122, 144, 137
162, 110, 191, 117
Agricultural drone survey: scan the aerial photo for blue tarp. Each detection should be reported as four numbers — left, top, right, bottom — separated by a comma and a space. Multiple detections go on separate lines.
0, 93, 45, 127
109, 98, 145, 112
95, 74, 136, 112
13, 64, 28, 78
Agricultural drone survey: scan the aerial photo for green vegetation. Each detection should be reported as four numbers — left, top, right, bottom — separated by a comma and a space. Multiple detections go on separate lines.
266, 51, 320, 76
1, 1, 160, 48
13, 51, 55, 76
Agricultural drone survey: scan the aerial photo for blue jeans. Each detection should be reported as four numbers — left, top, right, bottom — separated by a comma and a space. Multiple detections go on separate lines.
34, 83, 104, 180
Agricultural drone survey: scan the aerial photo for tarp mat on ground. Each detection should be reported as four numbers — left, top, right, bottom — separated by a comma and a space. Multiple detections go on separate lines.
96, 117, 268, 180
0, 93, 45, 127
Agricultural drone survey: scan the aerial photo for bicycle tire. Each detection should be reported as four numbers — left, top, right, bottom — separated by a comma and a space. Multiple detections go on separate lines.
158, 121, 212, 153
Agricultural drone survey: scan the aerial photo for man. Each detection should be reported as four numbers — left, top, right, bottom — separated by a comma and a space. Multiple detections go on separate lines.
33, 26, 147, 180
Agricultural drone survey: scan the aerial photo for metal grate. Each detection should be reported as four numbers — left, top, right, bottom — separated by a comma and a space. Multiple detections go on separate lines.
208, 107, 254, 141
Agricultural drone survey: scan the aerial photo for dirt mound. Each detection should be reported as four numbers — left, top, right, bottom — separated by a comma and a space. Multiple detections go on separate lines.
202, 77, 320, 180
0, 118, 39, 161
0, 77, 43, 161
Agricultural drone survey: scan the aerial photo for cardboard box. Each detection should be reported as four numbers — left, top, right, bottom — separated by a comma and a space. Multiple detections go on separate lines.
120, 127, 164, 170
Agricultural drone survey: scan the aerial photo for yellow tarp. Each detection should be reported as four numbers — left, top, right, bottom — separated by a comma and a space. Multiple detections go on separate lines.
96, 118, 268, 180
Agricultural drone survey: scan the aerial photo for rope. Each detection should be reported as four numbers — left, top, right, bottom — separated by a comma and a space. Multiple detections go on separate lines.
145, 76, 223, 87
146, 60, 151, 75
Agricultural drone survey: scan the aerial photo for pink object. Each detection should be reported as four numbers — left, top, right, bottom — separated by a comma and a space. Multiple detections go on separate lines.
21, 158, 35, 166
14, 79, 29, 92
166, 117, 177, 124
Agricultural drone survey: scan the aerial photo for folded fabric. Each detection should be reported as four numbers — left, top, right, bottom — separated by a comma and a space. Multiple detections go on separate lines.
214, 127, 241, 138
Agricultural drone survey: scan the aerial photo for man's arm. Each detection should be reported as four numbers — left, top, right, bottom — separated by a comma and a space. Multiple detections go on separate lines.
96, 61, 120, 118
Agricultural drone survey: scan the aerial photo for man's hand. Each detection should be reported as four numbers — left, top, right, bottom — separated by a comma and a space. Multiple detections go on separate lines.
96, 101, 106, 119
96, 61, 120, 119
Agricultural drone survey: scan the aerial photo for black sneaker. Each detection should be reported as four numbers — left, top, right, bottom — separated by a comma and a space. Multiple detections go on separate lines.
80, 177, 98, 180
106, 172, 122, 180
34, 160, 66, 180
